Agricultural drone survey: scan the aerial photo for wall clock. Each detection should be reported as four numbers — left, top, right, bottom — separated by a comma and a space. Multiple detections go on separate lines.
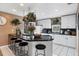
0, 16, 7, 25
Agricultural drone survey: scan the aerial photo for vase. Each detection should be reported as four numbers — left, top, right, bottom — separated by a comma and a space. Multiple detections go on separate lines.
30, 31, 34, 40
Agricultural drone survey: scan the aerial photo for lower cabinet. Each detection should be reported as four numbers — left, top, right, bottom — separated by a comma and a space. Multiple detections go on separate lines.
67, 36, 76, 48
53, 35, 76, 48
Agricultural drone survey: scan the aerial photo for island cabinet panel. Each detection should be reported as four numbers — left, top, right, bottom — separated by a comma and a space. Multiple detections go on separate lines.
61, 15, 76, 29
53, 35, 76, 48
28, 41, 53, 56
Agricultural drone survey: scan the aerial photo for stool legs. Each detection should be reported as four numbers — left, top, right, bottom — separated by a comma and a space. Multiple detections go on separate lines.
35, 49, 45, 56
19, 46, 28, 56
11, 40, 15, 51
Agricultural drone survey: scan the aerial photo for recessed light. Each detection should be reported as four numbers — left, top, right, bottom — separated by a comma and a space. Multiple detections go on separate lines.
20, 3, 24, 6
12, 9, 16, 12
55, 9, 58, 12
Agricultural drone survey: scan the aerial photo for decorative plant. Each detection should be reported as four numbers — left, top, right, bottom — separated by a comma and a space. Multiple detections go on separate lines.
28, 26, 35, 32
26, 12, 36, 22
22, 12, 36, 34
11, 18, 21, 26
11, 18, 21, 37
52, 17, 61, 25
23, 16, 28, 33
23, 16, 28, 22
27, 23, 35, 33
27, 23, 35, 40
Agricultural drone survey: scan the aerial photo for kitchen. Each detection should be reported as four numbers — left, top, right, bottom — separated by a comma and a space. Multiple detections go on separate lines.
36, 14, 76, 56
0, 3, 78, 56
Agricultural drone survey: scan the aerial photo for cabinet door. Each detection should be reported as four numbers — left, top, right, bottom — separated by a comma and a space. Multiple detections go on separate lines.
53, 35, 60, 44
67, 36, 76, 48
61, 15, 76, 28
62, 35, 68, 46
37, 19, 51, 28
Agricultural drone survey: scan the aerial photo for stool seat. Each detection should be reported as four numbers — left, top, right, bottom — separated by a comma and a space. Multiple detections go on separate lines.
19, 42, 28, 46
36, 44, 46, 50
19, 42, 29, 56
15, 40, 22, 43
11, 37, 17, 40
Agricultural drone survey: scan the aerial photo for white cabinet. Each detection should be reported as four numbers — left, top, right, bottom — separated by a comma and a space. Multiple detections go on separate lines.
61, 15, 76, 28
28, 41, 52, 56
53, 35, 76, 48
63, 36, 75, 48
37, 19, 51, 28
67, 36, 76, 48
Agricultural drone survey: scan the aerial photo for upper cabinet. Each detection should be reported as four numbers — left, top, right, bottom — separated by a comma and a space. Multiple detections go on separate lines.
61, 15, 76, 29
37, 19, 51, 28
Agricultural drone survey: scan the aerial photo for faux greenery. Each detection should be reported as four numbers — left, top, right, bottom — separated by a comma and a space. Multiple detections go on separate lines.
23, 16, 27, 22
52, 17, 61, 25
23, 12, 36, 22
11, 18, 21, 26
27, 25, 35, 32
26, 12, 36, 22
11, 18, 21, 36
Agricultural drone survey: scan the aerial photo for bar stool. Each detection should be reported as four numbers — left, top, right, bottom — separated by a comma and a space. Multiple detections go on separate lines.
35, 44, 46, 56
15, 40, 22, 55
19, 42, 28, 56
10, 37, 17, 50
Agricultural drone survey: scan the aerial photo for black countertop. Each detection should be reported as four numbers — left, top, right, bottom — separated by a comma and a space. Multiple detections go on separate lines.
21, 35, 54, 41
21, 38, 54, 41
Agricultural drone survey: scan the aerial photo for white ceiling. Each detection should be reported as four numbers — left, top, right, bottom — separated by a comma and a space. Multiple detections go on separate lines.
0, 3, 78, 19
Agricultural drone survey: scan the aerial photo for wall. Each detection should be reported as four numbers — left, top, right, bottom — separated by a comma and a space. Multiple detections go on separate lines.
0, 11, 22, 46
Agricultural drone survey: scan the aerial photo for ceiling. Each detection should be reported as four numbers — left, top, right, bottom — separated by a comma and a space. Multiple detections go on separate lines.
0, 3, 78, 20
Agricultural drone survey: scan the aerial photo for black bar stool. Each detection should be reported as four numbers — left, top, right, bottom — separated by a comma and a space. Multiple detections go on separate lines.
35, 44, 46, 56
10, 37, 17, 50
15, 40, 22, 55
19, 42, 28, 56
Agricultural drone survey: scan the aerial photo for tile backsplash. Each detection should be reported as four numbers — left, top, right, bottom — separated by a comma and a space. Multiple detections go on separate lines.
60, 29, 76, 36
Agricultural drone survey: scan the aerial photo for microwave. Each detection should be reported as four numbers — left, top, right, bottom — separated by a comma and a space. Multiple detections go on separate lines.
52, 25, 60, 33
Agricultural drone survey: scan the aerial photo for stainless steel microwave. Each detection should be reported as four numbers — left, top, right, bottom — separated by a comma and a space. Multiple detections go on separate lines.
52, 25, 60, 33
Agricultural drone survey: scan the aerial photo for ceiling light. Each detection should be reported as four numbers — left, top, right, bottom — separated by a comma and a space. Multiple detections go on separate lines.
12, 9, 16, 12
20, 3, 24, 6
55, 9, 58, 12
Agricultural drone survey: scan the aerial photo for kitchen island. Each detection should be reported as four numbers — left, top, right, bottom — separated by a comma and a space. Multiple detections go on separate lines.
21, 35, 53, 56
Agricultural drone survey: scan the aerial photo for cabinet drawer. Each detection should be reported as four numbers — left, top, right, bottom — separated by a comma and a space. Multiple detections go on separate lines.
53, 35, 76, 48
53, 35, 61, 43
67, 36, 76, 48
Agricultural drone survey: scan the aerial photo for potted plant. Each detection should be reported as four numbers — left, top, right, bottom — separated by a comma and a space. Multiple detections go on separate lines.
11, 18, 21, 37
52, 17, 61, 25
26, 12, 36, 22
23, 12, 36, 33
23, 16, 28, 33
23, 12, 36, 39
27, 23, 35, 40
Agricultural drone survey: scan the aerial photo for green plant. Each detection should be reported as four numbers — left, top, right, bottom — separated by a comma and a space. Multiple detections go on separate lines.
11, 18, 21, 36
53, 18, 59, 24
11, 18, 21, 26
27, 25, 35, 40
27, 25, 35, 32
23, 16, 28, 22
26, 12, 36, 22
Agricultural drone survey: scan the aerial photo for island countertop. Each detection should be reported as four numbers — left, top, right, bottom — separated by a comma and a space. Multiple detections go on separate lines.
21, 34, 54, 41
21, 38, 54, 41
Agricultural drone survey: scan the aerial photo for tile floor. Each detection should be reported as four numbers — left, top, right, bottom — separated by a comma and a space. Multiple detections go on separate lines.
0, 44, 76, 56
53, 43, 75, 56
